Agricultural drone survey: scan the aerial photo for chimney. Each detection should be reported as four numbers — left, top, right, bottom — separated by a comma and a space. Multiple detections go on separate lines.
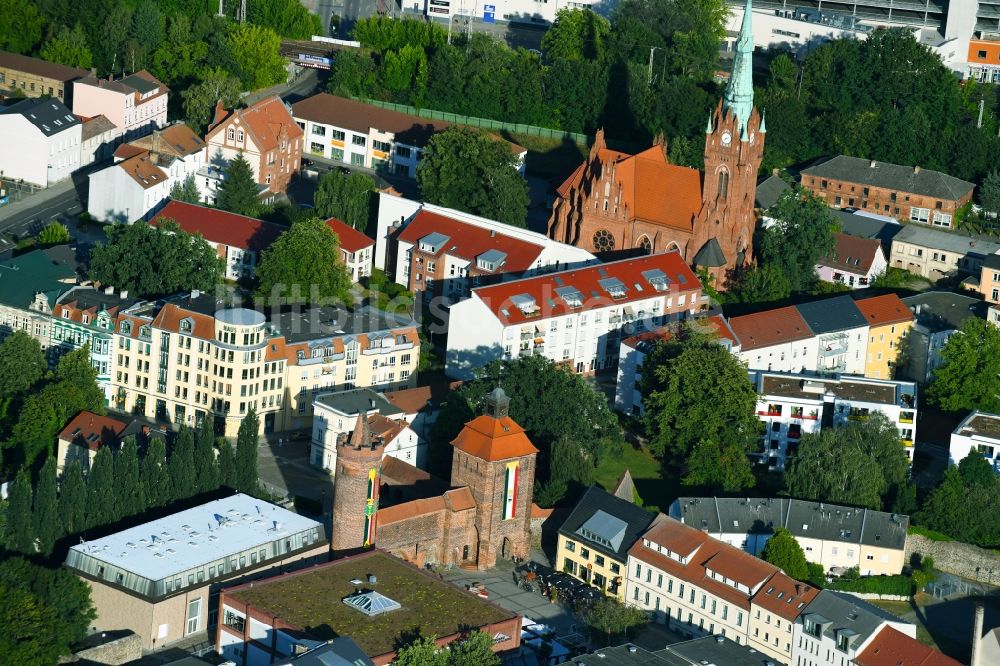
971, 604, 985, 666
490, 229, 496, 237
914, 165, 921, 174
119, 289, 129, 299
772, 168, 780, 177
869, 160, 876, 168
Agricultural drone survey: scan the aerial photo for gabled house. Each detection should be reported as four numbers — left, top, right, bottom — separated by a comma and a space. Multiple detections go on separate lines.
325, 217, 374, 282
205, 96, 303, 195
0, 50, 88, 103
816, 232, 887, 289
56, 411, 127, 474
72, 71, 168, 139
0, 97, 81, 186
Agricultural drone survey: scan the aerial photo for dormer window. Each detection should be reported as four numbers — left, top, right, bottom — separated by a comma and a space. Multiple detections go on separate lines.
642, 269, 670, 292
477, 249, 507, 272
510, 294, 538, 315
139, 325, 151, 340
120, 321, 132, 334
598, 277, 627, 299
180, 318, 193, 334
81, 314, 90, 324
555, 286, 584, 308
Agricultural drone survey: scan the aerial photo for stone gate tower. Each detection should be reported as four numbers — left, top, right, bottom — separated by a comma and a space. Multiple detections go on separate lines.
331, 414, 385, 554
450, 388, 539, 569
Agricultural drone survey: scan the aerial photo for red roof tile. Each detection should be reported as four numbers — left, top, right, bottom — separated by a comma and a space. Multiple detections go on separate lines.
117, 153, 168, 189
150, 303, 216, 340
384, 383, 460, 414
396, 209, 544, 273
58, 411, 127, 451
207, 95, 302, 153
854, 293, 914, 327
472, 252, 701, 326
820, 233, 884, 274
855, 627, 962, 666
325, 217, 374, 253
380, 456, 431, 486
152, 200, 283, 251
728, 305, 814, 351
451, 415, 539, 462
752, 572, 819, 621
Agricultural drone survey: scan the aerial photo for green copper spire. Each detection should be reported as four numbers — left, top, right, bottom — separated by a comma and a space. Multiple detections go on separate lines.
759, 109, 766, 133
705, 111, 713, 134
724, 0, 755, 140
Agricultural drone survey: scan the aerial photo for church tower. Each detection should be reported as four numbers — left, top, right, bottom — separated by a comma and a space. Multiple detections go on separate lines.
694, 0, 765, 285
331, 414, 385, 555
450, 388, 538, 569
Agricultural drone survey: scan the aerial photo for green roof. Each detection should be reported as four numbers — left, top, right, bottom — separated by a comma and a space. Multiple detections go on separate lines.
0, 250, 76, 309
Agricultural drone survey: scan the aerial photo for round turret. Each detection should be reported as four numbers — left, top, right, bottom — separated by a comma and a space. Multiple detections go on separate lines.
331, 414, 385, 553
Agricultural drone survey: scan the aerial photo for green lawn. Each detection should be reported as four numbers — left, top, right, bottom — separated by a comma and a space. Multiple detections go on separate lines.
595, 444, 681, 513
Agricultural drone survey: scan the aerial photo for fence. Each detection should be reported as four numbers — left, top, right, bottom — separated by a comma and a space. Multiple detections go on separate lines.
356, 98, 590, 145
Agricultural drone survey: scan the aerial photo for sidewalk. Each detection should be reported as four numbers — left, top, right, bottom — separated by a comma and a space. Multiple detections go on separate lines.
0, 175, 79, 223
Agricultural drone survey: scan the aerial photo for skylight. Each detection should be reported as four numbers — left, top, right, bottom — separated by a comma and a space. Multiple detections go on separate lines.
342, 590, 401, 616
598, 277, 627, 299
555, 286, 584, 308
510, 294, 538, 314
642, 269, 671, 292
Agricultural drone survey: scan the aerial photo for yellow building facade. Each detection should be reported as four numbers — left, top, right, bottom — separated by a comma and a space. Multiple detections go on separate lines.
856, 294, 915, 380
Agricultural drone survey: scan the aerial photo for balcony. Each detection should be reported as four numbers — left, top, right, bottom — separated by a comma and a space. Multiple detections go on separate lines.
791, 411, 819, 420
757, 410, 782, 417
848, 414, 870, 422
819, 342, 848, 358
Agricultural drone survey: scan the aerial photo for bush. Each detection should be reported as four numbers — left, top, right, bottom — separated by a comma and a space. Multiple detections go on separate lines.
829, 574, 914, 597
908, 525, 953, 542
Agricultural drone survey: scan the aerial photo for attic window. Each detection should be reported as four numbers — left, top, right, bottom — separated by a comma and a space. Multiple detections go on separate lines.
642, 269, 671, 292
120, 321, 132, 334
598, 277, 627, 299
510, 294, 538, 315
555, 286, 584, 308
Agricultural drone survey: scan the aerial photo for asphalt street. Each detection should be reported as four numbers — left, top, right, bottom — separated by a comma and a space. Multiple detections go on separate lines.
0, 181, 85, 238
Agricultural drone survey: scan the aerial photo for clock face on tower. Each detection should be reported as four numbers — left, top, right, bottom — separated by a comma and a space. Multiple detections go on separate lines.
721, 131, 732, 146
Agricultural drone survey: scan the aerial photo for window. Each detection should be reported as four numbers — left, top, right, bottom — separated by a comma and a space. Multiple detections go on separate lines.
373, 139, 391, 152
910, 207, 930, 224
352, 135, 367, 147
565, 540, 575, 552
396, 145, 411, 158
717, 169, 729, 198
312, 125, 326, 136
186, 598, 201, 635
331, 129, 345, 141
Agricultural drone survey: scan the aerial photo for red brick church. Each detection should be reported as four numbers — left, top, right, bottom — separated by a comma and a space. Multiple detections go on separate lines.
331, 388, 539, 570
547, 0, 765, 286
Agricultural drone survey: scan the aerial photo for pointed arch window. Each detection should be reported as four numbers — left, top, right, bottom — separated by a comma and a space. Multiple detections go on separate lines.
717, 169, 730, 200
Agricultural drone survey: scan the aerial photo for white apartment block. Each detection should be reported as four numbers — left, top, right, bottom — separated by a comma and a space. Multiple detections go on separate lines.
445, 253, 703, 380
0, 97, 81, 187
291, 94, 526, 177
311, 392, 423, 471
72, 71, 168, 140
413, 0, 602, 24
949, 410, 1000, 472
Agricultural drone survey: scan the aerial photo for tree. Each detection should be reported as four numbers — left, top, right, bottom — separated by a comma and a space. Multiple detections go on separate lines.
732, 264, 792, 304
0, 330, 46, 399
218, 439, 237, 489
37, 222, 71, 246
447, 631, 501, 666
980, 169, 1000, 216
216, 153, 261, 217
758, 189, 838, 294
683, 438, 756, 492
115, 437, 142, 519
328, 50, 379, 98
140, 438, 170, 509
761, 528, 810, 581
224, 23, 286, 90
641, 329, 759, 488
4, 468, 35, 553
169, 174, 202, 204
85, 447, 116, 529
89, 219, 224, 298
417, 127, 530, 228
194, 417, 219, 493
313, 170, 375, 231
380, 44, 429, 104
256, 217, 352, 305
0, 558, 96, 660
181, 67, 242, 131
130, 0, 165, 69
542, 9, 611, 61
0, 0, 44, 54
235, 408, 259, 494
34, 458, 62, 556
247, 0, 323, 39
352, 16, 446, 54
151, 14, 210, 88
40, 24, 93, 69
59, 461, 87, 536
958, 449, 996, 488
393, 636, 447, 666
927, 317, 1000, 413
170, 426, 197, 501
784, 413, 909, 510
584, 598, 649, 646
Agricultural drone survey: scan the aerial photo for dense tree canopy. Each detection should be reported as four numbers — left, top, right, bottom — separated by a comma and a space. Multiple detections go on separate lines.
247, 0, 322, 39
40, 24, 94, 69
417, 127, 530, 228
217, 153, 262, 217
761, 527, 810, 581
917, 452, 1000, 547
755, 189, 838, 294
0, 0, 44, 54
784, 413, 909, 510
89, 219, 224, 298
313, 170, 375, 231
585, 598, 650, 646
927, 318, 1000, 413
0, 331, 47, 401
542, 9, 611, 61
224, 23, 286, 91
256, 217, 352, 305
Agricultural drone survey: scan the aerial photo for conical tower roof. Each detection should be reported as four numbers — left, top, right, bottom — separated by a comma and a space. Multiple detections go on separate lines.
723, 0, 756, 139
348, 412, 372, 449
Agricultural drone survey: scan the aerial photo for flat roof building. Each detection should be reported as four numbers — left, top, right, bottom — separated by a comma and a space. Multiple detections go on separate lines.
65, 494, 328, 650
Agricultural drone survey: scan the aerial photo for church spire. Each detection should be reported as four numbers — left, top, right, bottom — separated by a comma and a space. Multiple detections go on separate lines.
723, 0, 755, 139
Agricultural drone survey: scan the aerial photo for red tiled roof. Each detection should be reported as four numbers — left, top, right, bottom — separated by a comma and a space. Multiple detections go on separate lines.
207, 95, 302, 153
854, 293, 914, 327
377, 487, 476, 525
820, 233, 884, 274
472, 252, 701, 326
380, 456, 431, 486
368, 413, 407, 443
150, 303, 216, 340
325, 217, 374, 253
384, 382, 460, 414
855, 627, 962, 666
451, 415, 539, 462
530, 503, 554, 519
151, 200, 283, 251
117, 153, 168, 189
751, 572, 819, 622
396, 209, 544, 273
114, 144, 147, 161
57, 411, 127, 451
728, 305, 814, 351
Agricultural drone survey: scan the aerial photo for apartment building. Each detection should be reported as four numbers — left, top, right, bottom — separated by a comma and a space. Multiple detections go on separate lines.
80, 115, 121, 166
0, 50, 88, 103
798, 296, 870, 375
729, 305, 819, 374
87, 151, 170, 222
815, 232, 887, 289
0, 249, 78, 355
385, 204, 596, 303
855, 294, 914, 380
64, 494, 327, 650
669, 497, 910, 576
793, 589, 915, 666
108, 293, 418, 436
291, 94, 526, 177
205, 97, 303, 195
615, 314, 740, 415
801, 156, 974, 228
325, 217, 374, 282
900, 292, 987, 383
890, 224, 1000, 280
750, 371, 919, 467
557, 486, 659, 601
968, 253, 1000, 303
72, 71, 168, 139
56, 411, 127, 475
949, 410, 1000, 471
0, 97, 81, 187
446, 252, 703, 380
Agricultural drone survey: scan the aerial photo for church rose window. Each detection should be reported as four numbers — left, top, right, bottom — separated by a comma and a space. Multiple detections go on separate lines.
593, 230, 615, 252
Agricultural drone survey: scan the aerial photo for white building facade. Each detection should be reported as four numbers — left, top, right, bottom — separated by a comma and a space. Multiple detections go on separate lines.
949, 410, 1000, 472
87, 154, 169, 223
0, 98, 81, 187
